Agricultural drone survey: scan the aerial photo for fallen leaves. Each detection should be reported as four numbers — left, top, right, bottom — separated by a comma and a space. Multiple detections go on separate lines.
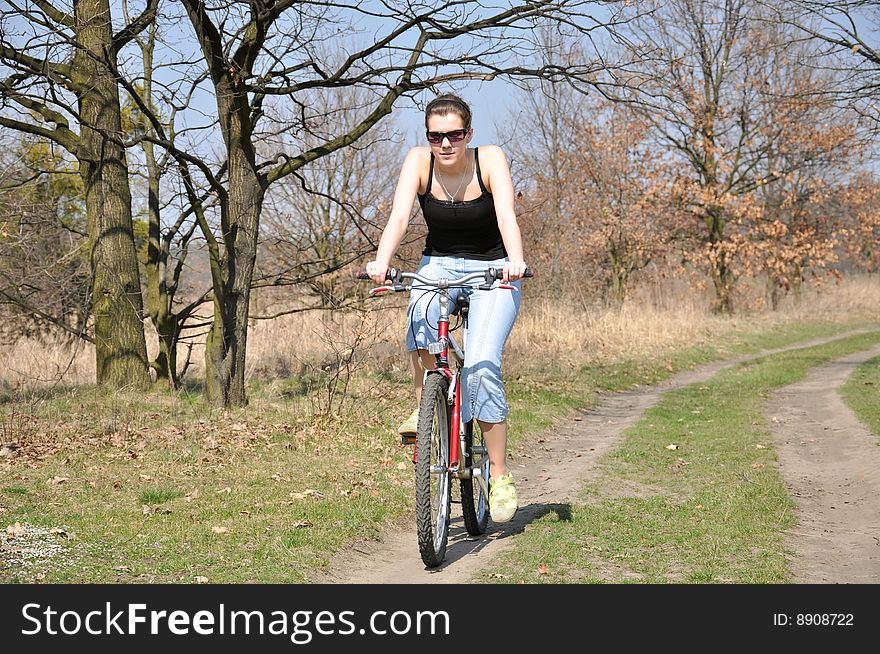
537, 564, 550, 575
194, 576, 209, 584
46, 476, 69, 485
665, 444, 679, 451
290, 520, 313, 529
6, 522, 26, 537
211, 526, 229, 534
289, 488, 324, 501
751, 462, 764, 469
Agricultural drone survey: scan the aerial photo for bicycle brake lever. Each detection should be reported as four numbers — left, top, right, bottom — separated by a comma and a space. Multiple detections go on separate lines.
385, 266, 407, 292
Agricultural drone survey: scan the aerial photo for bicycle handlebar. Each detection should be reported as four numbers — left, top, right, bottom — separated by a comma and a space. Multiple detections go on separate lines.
355, 266, 534, 287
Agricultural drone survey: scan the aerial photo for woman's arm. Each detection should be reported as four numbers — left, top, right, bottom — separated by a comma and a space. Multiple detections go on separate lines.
482, 146, 527, 282
366, 148, 425, 283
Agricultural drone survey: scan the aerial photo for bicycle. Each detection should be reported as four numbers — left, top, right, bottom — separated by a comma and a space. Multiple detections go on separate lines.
357, 265, 532, 567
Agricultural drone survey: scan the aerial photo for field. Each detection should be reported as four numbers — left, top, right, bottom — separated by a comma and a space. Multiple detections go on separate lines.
1, 275, 879, 583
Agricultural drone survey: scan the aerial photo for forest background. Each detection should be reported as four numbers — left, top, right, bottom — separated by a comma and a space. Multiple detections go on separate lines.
1, 0, 878, 401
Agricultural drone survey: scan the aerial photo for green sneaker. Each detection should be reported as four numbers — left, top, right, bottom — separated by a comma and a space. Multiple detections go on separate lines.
489, 473, 518, 523
397, 407, 419, 442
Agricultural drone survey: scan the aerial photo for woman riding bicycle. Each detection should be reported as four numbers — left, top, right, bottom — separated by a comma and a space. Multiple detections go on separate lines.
365, 94, 527, 523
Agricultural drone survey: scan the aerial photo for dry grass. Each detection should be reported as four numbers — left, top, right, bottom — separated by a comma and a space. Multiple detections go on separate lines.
1, 274, 878, 391
507, 273, 880, 368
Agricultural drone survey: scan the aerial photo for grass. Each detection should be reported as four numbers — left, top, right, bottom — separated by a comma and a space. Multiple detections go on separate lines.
477, 330, 880, 584
1, 275, 879, 583
840, 353, 880, 439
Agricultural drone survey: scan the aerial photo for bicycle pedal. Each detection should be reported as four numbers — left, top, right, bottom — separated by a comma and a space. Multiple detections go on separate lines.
400, 434, 417, 445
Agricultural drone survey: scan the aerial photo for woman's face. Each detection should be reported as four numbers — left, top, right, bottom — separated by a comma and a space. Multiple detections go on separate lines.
426, 113, 472, 166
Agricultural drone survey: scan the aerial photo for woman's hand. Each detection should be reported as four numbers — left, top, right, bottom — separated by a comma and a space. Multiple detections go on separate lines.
503, 260, 527, 283
365, 260, 390, 285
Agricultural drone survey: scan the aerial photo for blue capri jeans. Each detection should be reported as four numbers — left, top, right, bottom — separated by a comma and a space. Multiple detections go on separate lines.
405, 255, 521, 424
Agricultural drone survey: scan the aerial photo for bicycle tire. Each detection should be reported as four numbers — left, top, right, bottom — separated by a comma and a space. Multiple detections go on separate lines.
415, 373, 452, 567
460, 419, 490, 535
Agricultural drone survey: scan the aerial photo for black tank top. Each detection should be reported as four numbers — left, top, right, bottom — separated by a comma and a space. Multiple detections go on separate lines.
417, 147, 507, 260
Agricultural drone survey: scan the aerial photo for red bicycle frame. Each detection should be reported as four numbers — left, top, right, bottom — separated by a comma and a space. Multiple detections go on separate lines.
434, 318, 462, 471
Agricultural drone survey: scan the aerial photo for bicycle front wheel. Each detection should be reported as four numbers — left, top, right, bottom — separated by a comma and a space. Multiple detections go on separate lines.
415, 373, 452, 568
460, 419, 490, 535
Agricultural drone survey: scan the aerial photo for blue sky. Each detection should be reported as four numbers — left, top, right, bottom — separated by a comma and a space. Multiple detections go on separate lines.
391, 79, 522, 150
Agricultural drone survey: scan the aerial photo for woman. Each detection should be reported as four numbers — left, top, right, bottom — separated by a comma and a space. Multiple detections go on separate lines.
365, 94, 527, 523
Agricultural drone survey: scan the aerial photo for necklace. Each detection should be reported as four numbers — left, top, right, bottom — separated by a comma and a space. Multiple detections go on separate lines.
435, 150, 472, 201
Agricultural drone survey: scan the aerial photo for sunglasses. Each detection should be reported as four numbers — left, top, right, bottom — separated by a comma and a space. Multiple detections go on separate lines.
426, 129, 469, 144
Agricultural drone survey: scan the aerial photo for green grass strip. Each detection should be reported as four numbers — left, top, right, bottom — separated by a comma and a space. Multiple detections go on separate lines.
479, 331, 880, 584
840, 354, 880, 440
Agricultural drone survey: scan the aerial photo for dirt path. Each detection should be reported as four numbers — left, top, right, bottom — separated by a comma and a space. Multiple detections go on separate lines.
767, 344, 880, 583
321, 329, 878, 584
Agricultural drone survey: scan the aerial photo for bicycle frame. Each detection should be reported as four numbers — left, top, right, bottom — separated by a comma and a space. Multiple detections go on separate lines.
427, 289, 464, 472
367, 269, 512, 474
358, 265, 531, 565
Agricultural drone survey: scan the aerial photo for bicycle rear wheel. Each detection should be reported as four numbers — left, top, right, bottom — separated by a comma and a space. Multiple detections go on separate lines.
460, 419, 490, 535
415, 373, 452, 567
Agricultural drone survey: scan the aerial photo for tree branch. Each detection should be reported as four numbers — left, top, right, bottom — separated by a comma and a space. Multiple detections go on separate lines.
112, 0, 160, 56
31, 0, 75, 28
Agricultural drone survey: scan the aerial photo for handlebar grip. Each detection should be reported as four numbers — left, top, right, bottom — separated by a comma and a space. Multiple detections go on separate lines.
488, 267, 535, 280
355, 267, 400, 283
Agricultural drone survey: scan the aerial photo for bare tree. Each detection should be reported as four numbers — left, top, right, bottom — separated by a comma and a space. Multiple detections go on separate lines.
117, 0, 627, 406
778, 1, 880, 127
254, 87, 405, 316
506, 28, 589, 294
613, 0, 862, 313
0, 0, 157, 387
118, 1, 213, 388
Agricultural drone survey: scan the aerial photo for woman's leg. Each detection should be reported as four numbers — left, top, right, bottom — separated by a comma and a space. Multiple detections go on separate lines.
400, 257, 459, 434
460, 277, 521, 478
478, 419, 509, 479
410, 349, 437, 403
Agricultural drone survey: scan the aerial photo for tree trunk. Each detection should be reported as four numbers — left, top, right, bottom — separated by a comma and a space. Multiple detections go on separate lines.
607, 242, 628, 309
766, 274, 782, 312
706, 207, 734, 315
203, 81, 264, 406
73, 0, 149, 388
139, 22, 184, 389
203, 179, 262, 406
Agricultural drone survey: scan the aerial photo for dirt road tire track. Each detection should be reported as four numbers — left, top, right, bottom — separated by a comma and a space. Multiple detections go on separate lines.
320, 329, 879, 584
768, 344, 880, 583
